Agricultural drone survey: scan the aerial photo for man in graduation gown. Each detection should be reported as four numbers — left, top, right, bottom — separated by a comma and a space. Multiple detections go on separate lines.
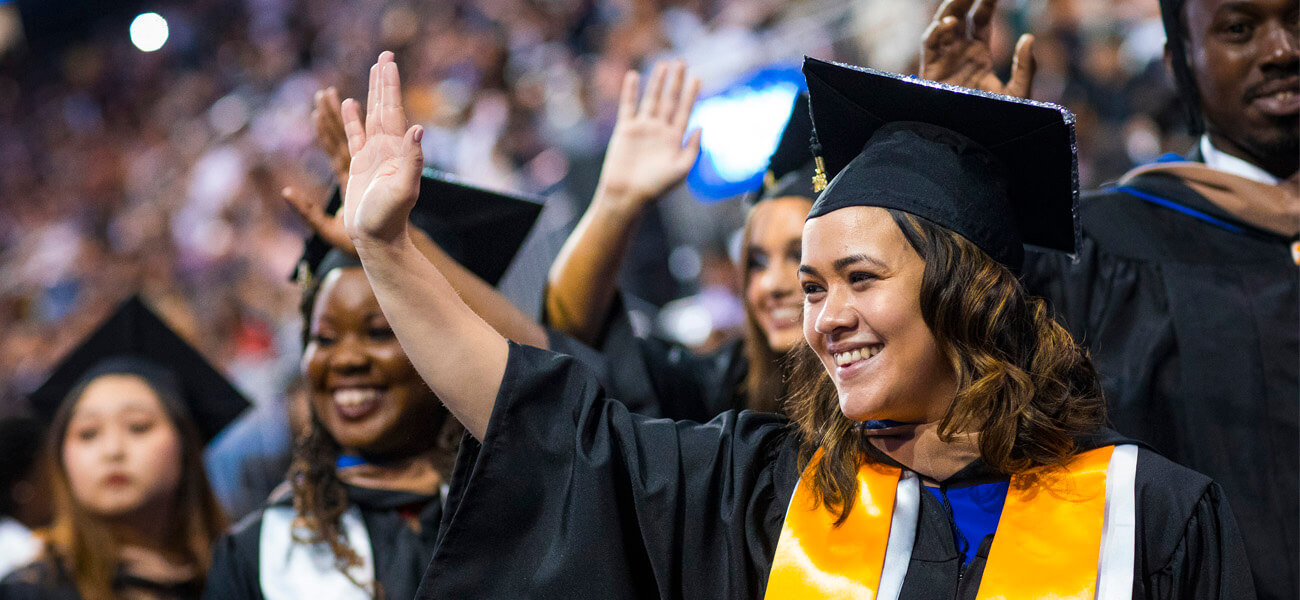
921, 0, 1297, 597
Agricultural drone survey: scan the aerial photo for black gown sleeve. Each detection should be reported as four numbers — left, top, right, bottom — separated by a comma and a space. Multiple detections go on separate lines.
1135, 451, 1256, 600
201, 513, 264, 600
418, 342, 797, 600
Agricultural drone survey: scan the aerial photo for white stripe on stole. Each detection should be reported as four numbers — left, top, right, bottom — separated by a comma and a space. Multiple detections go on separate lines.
259, 505, 377, 600
877, 471, 919, 600
1095, 444, 1139, 600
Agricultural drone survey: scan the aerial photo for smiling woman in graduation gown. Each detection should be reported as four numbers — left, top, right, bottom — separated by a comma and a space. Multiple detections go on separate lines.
339, 52, 1254, 599
202, 174, 542, 600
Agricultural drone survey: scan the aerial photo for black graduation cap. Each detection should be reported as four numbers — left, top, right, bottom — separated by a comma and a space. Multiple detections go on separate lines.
293, 168, 545, 286
802, 57, 1079, 271
757, 93, 818, 201
27, 296, 251, 443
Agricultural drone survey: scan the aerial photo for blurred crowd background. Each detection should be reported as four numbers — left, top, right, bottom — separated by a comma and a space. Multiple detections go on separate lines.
0, 0, 1193, 412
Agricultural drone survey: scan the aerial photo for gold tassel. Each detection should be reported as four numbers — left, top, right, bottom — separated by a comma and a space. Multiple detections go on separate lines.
812, 156, 828, 192
296, 260, 312, 289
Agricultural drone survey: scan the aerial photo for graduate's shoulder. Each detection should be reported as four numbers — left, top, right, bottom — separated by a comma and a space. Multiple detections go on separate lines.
220, 483, 294, 545
1081, 431, 1217, 516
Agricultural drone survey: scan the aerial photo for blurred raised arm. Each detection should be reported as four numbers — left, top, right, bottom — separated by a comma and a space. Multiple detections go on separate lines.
545, 60, 700, 345
342, 52, 506, 440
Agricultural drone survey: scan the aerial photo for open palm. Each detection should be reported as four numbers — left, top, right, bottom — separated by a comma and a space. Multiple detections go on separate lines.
596, 60, 702, 208
341, 52, 425, 246
920, 0, 1035, 99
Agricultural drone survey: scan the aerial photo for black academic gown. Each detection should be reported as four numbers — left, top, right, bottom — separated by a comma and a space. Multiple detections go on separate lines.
0, 558, 204, 600
204, 484, 442, 600
415, 343, 1254, 599
1021, 165, 1298, 600
545, 294, 749, 421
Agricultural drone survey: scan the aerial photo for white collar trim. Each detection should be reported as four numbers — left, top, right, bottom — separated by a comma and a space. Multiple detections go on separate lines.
1200, 135, 1280, 185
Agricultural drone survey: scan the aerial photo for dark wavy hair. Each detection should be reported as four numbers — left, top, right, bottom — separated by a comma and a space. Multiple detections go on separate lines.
785, 209, 1106, 524
289, 262, 461, 598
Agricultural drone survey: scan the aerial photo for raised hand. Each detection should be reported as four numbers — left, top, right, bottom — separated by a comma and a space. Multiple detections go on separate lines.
595, 60, 702, 210
921, 0, 1036, 99
282, 185, 355, 253
340, 52, 424, 246
313, 86, 352, 189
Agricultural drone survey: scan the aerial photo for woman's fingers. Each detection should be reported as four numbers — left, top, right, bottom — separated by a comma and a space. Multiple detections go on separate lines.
617, 70, 639, 122
922, 15, 962, 64
672, 74, 699, 131
638, 62, 667, 118
970, 0, 997, 44
341, 98, 366, 157
675, 128, 702, 172
932, 0, 971, 39
659, 61, 685, 120
1007, 34, 1036, 98
365, 62, 380, 138
380, 59, 406, 136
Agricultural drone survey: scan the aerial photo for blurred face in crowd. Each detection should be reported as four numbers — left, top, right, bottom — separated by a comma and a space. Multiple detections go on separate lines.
1182, 0, 1299, 176
303, 267, 443, 459
799, 207, 957, 423
744, 196, 814, 353
61, 375, 184, 519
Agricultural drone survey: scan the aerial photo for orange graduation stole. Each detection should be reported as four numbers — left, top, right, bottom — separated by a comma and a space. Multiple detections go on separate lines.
764, 445, 1138, 600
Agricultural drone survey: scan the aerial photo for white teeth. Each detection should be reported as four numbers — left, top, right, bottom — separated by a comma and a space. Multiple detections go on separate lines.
771, 307, 801, 323
833, 346, 880, 366
333, 388, 380, 407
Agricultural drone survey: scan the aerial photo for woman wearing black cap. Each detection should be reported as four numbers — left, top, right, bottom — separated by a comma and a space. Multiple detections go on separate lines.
546, 62, 819, 419
203, 169, 543, 600
341, 52, 1253, 598
0, 298, 238, 600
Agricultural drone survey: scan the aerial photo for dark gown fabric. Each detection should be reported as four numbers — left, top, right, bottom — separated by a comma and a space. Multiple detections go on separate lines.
203, 484, 442, 600
545, 293, 749, 421
415, 343, 1254, 599
1021, 166, 1298, 600
0, 557, 204, 600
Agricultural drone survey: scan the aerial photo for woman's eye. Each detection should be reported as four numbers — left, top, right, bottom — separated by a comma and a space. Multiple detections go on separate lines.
369, 327, 395, 341
802, 283, 824, 295
311, 333, 336, 346
849, 272, 878, 284
127, 421, 155, 435
74, 428, 98, 441
747, 255, 769, 272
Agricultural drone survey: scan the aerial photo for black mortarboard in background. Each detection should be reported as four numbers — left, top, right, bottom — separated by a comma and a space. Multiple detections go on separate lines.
26, 296, 251, 443
756, 93, 818, 202
802, 58, 1078, 272
293, 168, 545, 286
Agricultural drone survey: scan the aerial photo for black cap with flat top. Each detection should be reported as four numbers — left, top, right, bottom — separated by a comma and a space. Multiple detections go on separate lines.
26, 296, 251, 443
757, 93, 818, 202
802, 57, 1079, 271
293, 168, 545, 285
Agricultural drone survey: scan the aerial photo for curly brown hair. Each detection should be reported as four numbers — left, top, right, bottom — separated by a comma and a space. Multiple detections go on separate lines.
289, 264, 461, 599
786, 209, 1106, 524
